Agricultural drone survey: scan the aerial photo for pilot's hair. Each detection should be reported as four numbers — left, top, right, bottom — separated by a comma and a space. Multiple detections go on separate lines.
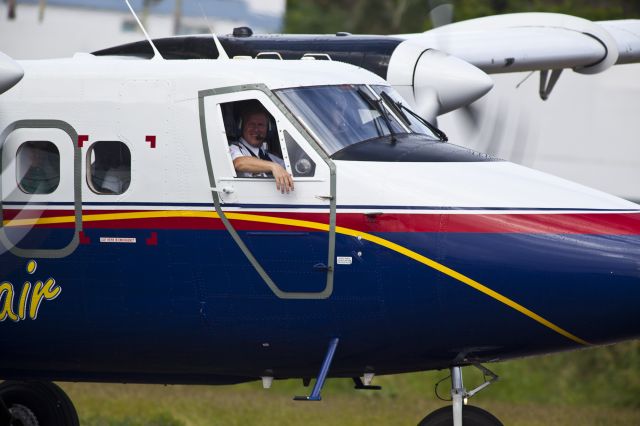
240, 103, 269, 127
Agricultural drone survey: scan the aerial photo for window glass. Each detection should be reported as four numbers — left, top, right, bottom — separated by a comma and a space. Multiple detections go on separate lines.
88, 141, 131, 194
276, 84, 406, 156
283, 131, 315, 177
17, 141, 60, 194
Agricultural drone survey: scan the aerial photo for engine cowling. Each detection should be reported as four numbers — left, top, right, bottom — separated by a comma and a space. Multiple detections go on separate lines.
387, 42, 493, 123
0, 52, 23, 95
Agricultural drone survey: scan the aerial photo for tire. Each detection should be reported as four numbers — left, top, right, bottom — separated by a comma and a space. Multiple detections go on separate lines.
0, 381, 79, 426
418, 405, 504, 426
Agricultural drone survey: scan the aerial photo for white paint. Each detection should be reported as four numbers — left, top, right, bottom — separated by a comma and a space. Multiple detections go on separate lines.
335, 161, 638, 211
0, 47, 636, 215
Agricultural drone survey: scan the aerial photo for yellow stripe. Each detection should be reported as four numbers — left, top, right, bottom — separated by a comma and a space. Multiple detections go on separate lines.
3, 209, 590, 345
3, 210, 221, 227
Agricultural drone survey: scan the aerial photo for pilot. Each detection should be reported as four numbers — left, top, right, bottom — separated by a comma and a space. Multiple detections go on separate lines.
229, 107, 294, 194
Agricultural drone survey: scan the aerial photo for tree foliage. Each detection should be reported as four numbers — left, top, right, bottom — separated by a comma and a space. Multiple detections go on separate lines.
285, 0, 640, 34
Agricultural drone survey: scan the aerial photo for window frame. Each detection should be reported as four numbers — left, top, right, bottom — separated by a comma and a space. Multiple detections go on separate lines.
16, 140, 61, 195
86, 140, 132, 195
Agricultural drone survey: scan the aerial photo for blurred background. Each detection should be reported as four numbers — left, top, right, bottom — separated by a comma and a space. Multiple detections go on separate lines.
1, 1, 639, 425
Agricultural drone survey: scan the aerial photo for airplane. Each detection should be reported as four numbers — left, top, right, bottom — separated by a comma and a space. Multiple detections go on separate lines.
0, 6, 639, 426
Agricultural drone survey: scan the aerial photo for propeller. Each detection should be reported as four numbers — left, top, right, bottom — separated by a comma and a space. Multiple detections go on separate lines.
386, 1, 492, 128
0, 51, 23, 95
429, 1, 453, 29
410, 48, 493, 123
427, 1, 486, 133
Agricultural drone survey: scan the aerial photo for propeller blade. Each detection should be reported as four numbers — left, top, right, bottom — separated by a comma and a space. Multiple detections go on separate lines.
429, 2, 453, 28
458, 102, 481, 129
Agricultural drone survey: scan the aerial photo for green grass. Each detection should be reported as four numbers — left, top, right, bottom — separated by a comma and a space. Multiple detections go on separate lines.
60, 341, 640, 425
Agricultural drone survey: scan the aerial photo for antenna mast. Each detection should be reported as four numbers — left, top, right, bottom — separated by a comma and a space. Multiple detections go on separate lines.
124, 0, 164, 60
198, 2, 230, 60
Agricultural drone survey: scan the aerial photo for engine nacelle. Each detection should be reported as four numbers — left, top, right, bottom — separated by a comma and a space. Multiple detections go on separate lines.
387, 43, 493, 123
0, 52, 23, 95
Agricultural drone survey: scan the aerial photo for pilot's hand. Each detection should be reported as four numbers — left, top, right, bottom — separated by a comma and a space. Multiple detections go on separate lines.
270, 163, 294, 194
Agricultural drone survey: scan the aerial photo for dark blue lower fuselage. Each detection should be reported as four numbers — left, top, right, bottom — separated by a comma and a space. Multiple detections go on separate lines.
0, 215, 639, 384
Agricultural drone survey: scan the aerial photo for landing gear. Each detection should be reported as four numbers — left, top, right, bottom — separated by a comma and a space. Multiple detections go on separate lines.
0, 381, 79, 426
418, 405, 503, 426
418, 364, 503, 426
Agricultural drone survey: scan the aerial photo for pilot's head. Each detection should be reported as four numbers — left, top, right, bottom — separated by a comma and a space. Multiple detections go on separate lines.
241, 109, 268, 148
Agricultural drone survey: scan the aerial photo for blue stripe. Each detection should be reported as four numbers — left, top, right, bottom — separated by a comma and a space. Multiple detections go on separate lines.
2, 201, 639, 212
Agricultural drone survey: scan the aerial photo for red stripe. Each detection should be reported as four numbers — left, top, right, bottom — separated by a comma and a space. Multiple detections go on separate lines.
3, 209, 640, 235
338, 213, 640, 235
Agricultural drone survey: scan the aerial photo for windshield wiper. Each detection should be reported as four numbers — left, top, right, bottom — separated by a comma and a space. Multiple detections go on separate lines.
377, 89, 448, 142
356, 87, 397, 143
380, 91, 411, 127
401, 105, 448, 142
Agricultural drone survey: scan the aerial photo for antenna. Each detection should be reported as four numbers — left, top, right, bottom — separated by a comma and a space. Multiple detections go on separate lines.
124, 0, 164, 60
198, 2, 230, 60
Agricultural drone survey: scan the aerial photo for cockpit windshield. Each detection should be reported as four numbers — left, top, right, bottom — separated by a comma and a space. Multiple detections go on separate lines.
276, 84, 441, 156
370, 85, 445, 139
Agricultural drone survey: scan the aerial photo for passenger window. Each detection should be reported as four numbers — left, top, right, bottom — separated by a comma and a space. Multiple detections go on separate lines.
17, 141, 60, 194
283, 131, 316, 177
87, 141, 131, 194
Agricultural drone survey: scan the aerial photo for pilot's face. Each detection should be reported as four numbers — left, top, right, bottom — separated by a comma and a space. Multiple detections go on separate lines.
242, 113, 268, 147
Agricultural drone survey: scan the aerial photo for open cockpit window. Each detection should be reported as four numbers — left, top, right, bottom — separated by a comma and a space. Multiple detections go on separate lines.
220, 99, 316, 178
221, 99, 282, 158
87, 141, 131, 195
17, 141, 60, 194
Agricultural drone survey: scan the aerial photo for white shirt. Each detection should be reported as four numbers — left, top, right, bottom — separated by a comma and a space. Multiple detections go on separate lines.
229, 138, 285, 178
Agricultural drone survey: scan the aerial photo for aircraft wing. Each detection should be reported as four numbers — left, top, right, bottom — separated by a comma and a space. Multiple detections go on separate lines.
401, 13, 640, 75
598, 20, 640, 65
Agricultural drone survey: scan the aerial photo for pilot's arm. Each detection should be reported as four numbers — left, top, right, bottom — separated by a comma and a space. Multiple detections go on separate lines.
230, 145, 294, 194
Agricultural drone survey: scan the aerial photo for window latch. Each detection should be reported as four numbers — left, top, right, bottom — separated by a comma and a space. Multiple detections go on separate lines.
211, 186, 234, 194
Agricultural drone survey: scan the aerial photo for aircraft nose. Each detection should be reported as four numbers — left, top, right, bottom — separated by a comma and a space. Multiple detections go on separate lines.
0, 51, 24, 95
560, 222, 640, 344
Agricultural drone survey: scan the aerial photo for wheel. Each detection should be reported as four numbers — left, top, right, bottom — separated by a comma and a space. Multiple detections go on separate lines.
418, 405, 503, 426
0, 381, 79, 426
